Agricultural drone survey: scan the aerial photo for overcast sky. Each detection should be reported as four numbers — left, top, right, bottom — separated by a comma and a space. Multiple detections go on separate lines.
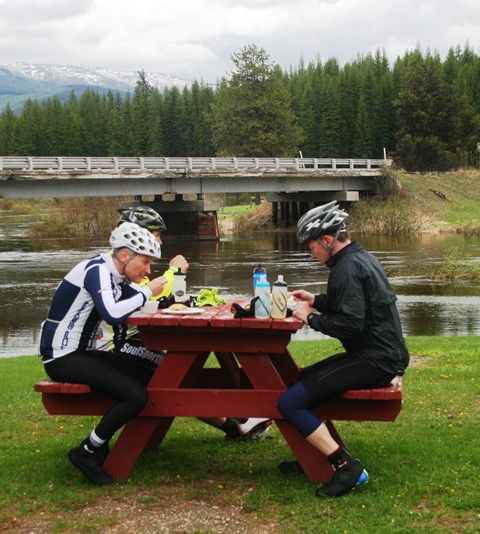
1, 0, 479, 82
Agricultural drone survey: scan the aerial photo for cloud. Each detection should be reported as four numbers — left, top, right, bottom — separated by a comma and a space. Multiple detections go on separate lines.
0, 0, 479, 81
0, 0, 94, 24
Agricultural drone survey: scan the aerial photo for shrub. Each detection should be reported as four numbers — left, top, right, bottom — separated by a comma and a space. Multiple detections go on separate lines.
431, 246, 480, 281
349, 196, 422, 235
394, 134, 459, 172
28, 198, 125, 239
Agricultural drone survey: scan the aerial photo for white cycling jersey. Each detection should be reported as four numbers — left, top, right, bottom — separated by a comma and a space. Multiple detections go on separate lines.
40, 252, 151, 363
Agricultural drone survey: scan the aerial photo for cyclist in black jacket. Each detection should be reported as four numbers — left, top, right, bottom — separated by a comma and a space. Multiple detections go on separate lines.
277, 201, 409, 497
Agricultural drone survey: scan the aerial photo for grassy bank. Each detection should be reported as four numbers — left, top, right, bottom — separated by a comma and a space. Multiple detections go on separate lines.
1, 337, 479, 533
396, 169, 480, 232
350, 169, 480, 236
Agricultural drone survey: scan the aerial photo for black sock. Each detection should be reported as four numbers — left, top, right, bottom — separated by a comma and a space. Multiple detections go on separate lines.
220, 419, 240, 436
327, 447, 352, 469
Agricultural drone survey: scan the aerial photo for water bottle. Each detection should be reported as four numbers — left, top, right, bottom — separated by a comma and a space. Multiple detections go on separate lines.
172, 268, 188, 303
254, 273, 271, 319
253, 265, 267, 292
271, 275, 288, 319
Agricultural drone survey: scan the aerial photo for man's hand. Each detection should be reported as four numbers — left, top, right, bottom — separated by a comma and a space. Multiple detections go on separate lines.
169, 255, 189, 273
147, 276, 167, 296
293, 300, 313, 324
291, 289, 315, 306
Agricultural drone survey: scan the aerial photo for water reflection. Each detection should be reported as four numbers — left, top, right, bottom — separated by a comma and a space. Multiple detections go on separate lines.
0, 223, 479, 357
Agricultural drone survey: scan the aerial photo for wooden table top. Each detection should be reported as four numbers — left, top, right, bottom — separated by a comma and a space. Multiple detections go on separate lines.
128, 303, 304, 333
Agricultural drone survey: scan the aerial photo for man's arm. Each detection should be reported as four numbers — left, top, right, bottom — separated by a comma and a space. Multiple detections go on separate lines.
84, 265, 151, 325
308, 270, 366, 338
150, 255, 189, 301
291, 289, 328, 312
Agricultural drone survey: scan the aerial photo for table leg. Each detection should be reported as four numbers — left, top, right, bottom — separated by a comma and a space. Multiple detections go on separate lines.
144, 351, 208, 451
275, 421, 334, 483
215, 352, 242, 388
235, 353, 286, 389
144, 352, 210, 451
103, 418, 166, 479
237, 351, 339, 483
143, 417, 175, 451
270, 349, 300, 387
104, 351, 205, 479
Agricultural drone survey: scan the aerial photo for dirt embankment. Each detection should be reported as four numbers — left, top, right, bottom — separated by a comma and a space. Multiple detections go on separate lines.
219, 202, 272, 236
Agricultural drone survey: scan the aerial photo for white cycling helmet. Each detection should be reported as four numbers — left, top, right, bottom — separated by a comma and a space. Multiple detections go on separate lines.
109, 222, 161, 259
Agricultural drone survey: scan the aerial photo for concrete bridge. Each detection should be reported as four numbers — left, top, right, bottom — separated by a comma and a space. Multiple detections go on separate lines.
0, 156, 390, 239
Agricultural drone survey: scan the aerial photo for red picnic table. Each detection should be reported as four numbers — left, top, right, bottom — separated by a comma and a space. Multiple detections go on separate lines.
35, 303, 403, 482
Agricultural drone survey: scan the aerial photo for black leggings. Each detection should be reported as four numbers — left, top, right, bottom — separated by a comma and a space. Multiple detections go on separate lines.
45, 350, 154, 441
277, 352, 395, 437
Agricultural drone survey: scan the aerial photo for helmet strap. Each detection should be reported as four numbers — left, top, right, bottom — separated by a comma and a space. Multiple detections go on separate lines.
116, 249, 136, 277
317, 228, 343, 258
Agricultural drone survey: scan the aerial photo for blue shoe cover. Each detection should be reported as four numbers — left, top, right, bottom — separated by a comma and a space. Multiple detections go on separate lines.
356, 469, 369, 485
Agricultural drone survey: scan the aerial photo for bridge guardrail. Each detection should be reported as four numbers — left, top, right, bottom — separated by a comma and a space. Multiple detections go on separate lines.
0, 156, 391, 173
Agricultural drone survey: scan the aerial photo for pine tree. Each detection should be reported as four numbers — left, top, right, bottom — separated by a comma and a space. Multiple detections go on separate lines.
44, 96, 67, 154
395, 50, 476, 170
63, 91, 83, 155
16, 99, 47, 155
132, 71, 154, 155
0, 104, 17, 154
148, 89, 165, 156
317, 75, 342, 156
212, 44, 302, 156
105, 91, 124, 155
337, 64, 360, 156
121, 94, 135, 155
162, 86, 185, 155
78, 90, 107, 155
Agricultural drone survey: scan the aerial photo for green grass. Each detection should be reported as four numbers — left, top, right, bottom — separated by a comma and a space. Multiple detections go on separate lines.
1, 337, 479, 532
217, 204, 256, 220
397, 170, 480, 231
0, 198, 55, 220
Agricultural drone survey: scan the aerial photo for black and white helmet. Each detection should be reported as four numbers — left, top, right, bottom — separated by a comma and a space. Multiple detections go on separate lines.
110, 222, 161, 259
297, 201, 349, 247
117, 205, 166, 233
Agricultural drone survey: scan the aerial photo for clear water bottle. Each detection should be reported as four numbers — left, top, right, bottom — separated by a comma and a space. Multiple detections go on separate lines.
254, 273, 271, 319
253, 264, 267, 292
172, 268, 188, 303
271, 275, 288, 319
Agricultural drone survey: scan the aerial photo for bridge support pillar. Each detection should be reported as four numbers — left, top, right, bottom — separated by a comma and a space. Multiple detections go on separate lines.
292, 202, 299, 222
272, 202, 279, 228
266, 191, 359, 229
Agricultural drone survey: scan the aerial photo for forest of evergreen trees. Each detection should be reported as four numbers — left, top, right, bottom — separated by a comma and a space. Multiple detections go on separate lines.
0, 44, 479, 171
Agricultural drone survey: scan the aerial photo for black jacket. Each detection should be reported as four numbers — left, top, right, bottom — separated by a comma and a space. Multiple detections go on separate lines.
308, 241, 409, 375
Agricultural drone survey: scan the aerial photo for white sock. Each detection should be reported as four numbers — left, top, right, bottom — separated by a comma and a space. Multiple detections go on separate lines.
89, 430, 106, 447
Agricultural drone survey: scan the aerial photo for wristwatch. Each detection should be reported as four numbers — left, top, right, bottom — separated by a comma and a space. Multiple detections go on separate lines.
306, 312, 316, 326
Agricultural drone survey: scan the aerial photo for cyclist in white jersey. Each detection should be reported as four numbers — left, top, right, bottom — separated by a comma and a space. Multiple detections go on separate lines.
39, 222, 166, 485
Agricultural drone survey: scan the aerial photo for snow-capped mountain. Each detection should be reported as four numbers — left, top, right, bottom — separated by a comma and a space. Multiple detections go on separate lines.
5, 62, 188, 91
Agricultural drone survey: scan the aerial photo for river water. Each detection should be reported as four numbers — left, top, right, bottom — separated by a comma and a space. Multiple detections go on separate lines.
1, 219, 479, 357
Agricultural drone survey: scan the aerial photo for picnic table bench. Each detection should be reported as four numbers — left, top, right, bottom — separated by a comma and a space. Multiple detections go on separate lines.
35, 304, 403, 483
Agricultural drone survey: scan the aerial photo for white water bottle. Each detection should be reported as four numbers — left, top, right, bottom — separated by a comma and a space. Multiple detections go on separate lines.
271, 275, 288, 319
172, 268, 188, 303
254, 273, 271, 319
